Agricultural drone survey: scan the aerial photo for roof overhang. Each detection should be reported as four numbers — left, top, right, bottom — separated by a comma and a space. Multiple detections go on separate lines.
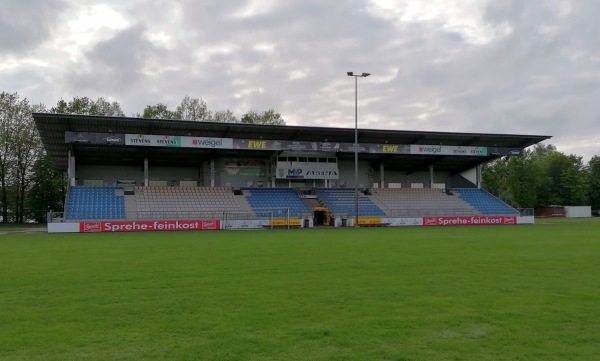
34, 113, 552, 174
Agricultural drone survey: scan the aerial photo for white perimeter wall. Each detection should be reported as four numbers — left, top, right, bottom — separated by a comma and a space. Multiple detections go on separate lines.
564, 206, 592, 218
48, 223, 79, 233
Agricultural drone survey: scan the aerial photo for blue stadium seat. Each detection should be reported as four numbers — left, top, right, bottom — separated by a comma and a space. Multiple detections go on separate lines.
452, 188, 519, 215
242, 188, 311, 218
315, 188, 386, 217
65, 186, 126, 220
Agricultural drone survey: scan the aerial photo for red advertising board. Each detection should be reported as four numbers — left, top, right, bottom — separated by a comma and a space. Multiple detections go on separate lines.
79, 220, 220, 233
423, 216, 516, 227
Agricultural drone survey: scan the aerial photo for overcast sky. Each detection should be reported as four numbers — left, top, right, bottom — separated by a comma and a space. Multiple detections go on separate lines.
1, 0, 599, 159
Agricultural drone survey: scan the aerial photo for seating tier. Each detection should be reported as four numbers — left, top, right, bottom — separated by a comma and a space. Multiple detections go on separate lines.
66, 186, 125, 220
315, 188, 386, 217
242, 188, 310, 218
135, 186, 250, 220
371, 188, 479, 217
452, 188, 519, 215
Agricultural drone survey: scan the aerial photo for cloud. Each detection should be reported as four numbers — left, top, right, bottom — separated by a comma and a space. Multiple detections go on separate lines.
1, 0, 599, 159
67, 24, 166, 91
0, 0, 69, 54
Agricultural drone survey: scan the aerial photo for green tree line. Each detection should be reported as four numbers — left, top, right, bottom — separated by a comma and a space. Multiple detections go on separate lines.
0, 92, 285, 223
482, 144, 600, 210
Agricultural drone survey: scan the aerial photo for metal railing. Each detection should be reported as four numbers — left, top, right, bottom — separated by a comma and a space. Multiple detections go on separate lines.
518, 208, 534, 217
481, 186, 521, 210
136, 210, 228, 221
48, 211, 66, 223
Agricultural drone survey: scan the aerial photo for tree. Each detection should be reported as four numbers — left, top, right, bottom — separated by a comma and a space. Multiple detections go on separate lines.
27, 155, 66, 223
93, 97, 125, 117
587, 156, 600, 210
212, 109, 239, 123
504, 152, 549, 208
538, 151, 588, 206
141, 103, 180, 119
241, 108, 285, 125
11, 103, 45, 223
139, 96, 283, 124
0, 92, 23, 222
482, 159, 507, 194
483, 143, 591, 209
176, 96, 212, 121
51, 96, 124, 116
0, 92, 47, 223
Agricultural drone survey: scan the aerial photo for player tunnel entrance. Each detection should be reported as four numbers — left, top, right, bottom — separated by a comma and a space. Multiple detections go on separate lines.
313, 207, 330, 226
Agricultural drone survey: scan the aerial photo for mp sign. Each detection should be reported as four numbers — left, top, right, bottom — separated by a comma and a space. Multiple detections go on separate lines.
276, 167, 339, 179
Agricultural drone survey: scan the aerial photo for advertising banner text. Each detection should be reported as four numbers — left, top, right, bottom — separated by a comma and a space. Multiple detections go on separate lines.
80, 220, 220, 233
423, 216, 516, 226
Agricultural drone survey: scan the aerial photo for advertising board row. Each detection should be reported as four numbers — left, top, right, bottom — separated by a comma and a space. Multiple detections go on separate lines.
362, 216, 517, 226
77, 219, 303, 233
65, 131, 523, 157
48, 215, 525, 233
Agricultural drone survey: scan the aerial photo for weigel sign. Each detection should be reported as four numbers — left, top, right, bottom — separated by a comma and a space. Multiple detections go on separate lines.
410, 144, 488, 156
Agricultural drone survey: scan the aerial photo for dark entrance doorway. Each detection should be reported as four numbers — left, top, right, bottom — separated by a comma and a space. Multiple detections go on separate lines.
313, 207, 330, 226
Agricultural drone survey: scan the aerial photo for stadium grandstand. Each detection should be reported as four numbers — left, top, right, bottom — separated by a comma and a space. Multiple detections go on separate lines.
33, 113, 550, 233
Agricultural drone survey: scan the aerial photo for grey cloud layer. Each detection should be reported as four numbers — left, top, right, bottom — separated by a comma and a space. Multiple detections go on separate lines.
0, 0, 68, 54
2, 0, 599, 158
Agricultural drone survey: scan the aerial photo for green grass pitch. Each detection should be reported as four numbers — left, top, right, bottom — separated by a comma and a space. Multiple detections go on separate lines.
1, 223, 599, 360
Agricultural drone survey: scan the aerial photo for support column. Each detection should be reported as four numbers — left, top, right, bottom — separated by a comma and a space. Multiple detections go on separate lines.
68, 150, 76, 186
272, 151, 277, 188
144, 157, 149, 187
477, 165, 482, 189
210, 159, 215, 187
380, 163, 385, 188
429, 164, 434, 188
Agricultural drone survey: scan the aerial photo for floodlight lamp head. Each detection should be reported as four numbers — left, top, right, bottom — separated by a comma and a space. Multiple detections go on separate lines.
347, 72, 354, 76
361, 72, 371, 77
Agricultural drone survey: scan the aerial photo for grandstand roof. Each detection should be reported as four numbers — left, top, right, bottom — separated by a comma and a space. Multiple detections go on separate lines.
34, 113, 551, 174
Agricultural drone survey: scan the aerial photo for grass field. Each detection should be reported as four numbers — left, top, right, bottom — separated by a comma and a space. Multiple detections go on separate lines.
1, 224, 599, 360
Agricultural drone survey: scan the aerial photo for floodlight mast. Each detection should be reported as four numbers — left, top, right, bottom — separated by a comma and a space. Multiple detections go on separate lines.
346, 71, 371, 227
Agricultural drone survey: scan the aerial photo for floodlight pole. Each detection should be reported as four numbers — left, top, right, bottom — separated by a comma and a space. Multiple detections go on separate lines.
347, 72, 371, 228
